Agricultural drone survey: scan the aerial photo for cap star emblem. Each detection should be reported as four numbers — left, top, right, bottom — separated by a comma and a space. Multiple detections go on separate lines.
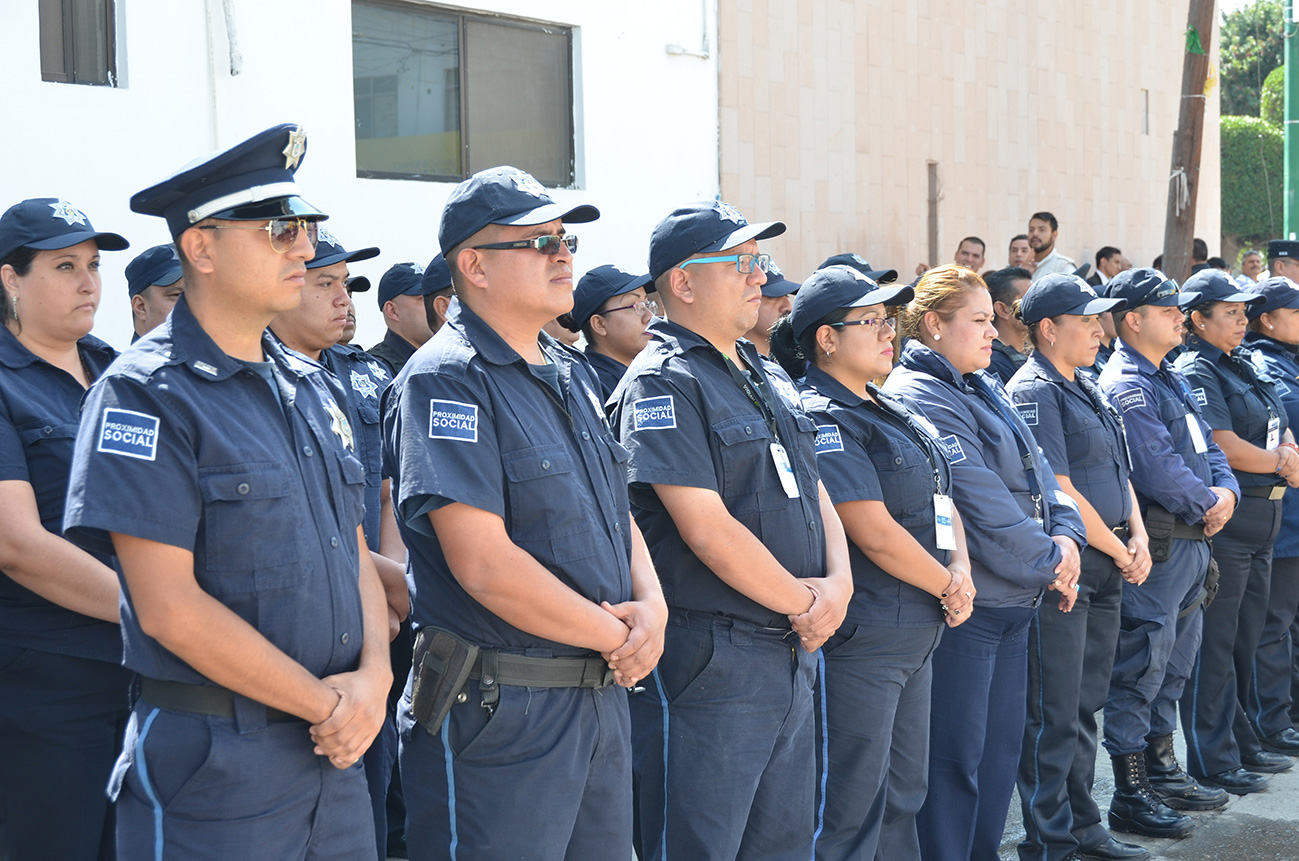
317, 226, 338, 248
367, 360, 390, 381
350, 369, 378, 400
407, 262, 425, 275
49, 200, 88, 226
712, 201, 746, 225
325, 399, 354, 450
511, 172, 547, 198
851, 254, 868, 266
282, 127, 307, 170
1081, 284, 1098, 298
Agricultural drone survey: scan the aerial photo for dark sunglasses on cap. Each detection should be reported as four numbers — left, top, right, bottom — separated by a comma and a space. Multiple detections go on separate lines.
472, 234, 579, 255
197, 217, 319, 254
1141, 278, 1180, 305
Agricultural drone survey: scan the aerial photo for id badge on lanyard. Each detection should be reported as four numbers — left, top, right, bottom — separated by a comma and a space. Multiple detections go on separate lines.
1186, 413, 1209, 454
934, 493, 957, 550
771, 442, 801, 498
1268, 416, 1281, 450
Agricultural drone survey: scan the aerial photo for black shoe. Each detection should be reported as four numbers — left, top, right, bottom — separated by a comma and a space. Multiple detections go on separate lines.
1143, 734, 1230, 810
1198, 767, 1270, 795
1108, 753, 1196, 838
1078, 834, 1152, 860
1242, 749, 1293, 773
1260, 726, 1299, 756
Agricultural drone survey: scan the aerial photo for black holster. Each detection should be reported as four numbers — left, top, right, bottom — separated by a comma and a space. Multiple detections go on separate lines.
409, 628, 479, 736
1145, 505, 1176, 563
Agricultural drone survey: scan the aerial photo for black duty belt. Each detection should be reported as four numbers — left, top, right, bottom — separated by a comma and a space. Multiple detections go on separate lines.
140, 677, 299, 721
425, 649, 614, 690
1241, 485, 1287, 500
1171, 521, 1207, 541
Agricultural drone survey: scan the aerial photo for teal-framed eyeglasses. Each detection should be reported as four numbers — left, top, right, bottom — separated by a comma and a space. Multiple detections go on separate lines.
678, 253, 771, 275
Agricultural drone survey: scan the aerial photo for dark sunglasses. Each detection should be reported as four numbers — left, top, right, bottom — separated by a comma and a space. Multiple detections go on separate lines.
472, 234, 578, 255
197, 218, 320, 254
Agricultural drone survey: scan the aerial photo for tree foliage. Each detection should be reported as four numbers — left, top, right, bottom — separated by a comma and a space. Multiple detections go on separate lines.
1261, 63, 1285, 124
1220, 115, 1283, 239
1221, 0, 1285, 117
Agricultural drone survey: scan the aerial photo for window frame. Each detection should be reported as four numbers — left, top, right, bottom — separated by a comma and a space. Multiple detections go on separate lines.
39, 0, 118, 87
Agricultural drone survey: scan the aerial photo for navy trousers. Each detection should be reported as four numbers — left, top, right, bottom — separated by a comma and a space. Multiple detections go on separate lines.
1017, 548, 1124, 861
1248, 554, 1299, 738
402, 677, 631, 860
1104, 537, 1208, 755
918, 603, 1036, 861
0, 646, 131, 861
1181, 496, 1280, 777
813, 622, 942, 861
632, 612, 816, 861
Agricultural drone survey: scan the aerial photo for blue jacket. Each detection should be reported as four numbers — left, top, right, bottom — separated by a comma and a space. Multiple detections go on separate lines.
1243, 331, 1299, 556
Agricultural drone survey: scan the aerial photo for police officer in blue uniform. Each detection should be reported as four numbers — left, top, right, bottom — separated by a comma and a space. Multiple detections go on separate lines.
1007, 274, 1152, 861
1096, 268, 1237, 838
1174, 269, 1299, 793
0, 197, 130, 861
63, 124, 391, 859
1239, 274, 1299, 755
125, 242, 184, 341
884, 265, 1086, 861
370, 261, 432, 375
986, 267, 1033, 385
559, 264, 655, 400
818, 252, 899, 284
420, 251, 455, 339
744, 259, 800, 356
769, 266, 975, 860
383, 166, 666, 860
612, 201, 853, 860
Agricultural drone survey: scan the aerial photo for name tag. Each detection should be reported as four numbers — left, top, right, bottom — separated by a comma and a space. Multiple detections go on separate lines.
934, 493, 957, 551
1186, 413, 1209, 454
771, 442, 800, 498
1268, 416, 1281, 450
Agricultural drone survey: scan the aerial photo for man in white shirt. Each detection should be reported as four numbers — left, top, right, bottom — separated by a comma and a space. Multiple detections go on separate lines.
1028, 211, 1076, 282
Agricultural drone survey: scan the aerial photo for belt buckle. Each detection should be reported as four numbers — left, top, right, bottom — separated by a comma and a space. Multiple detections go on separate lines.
1271, 486, 1287, 501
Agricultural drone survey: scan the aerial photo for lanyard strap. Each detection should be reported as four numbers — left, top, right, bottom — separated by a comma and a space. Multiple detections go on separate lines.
722, 353, 783, 442
1076, 372, 1135, 473
869, 394, 946, 495
968, 373, 1043, 516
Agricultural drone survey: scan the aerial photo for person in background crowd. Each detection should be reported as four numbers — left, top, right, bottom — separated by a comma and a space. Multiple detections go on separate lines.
0, 197, 131, 861
916, 236, 986, 278
370, 261, 433, 374
1208, 258, 1230, 273
885, 264, 1085, 861
1097, 268, 1236, 839
340, 274, 371, 346
1236, 251, 1264, 288
1175, 270, 1299, 795
770, 266, 974, 860
1010, 234, 1036, 272
1268, 239, 1299, 286
419, 253, 454, 340
125, 242, 184, 342
1190, 239, 1210, 275
1239, 276, 1299, 760
1008, 273, 1153, 861
542, 316, 581, 346
559, 264, 655, 400
985, 267, 1032, 385
1028, 212, 1076, 282
1088, 247, 1127, 289
821, 252, 899, 285
743, 260, 800, 356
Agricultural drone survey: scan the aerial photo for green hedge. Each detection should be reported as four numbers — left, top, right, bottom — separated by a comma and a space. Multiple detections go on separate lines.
1221, 114, 1283, 240
1262, 65, 1285, 125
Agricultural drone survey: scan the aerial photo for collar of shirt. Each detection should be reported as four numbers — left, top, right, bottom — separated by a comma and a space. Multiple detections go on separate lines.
379, 327, 417, 365
443, 297, 574, 370
643, 315, 768, 371
897, 338, 974, 393
1021, 349, 1074, 386
802, 364, 868, 408
0, 326, 114, 371
1112, 336, 1169, 376
1183, 333, 1231, 365
1243, 331, 1299, 361
163, 293, 319, 383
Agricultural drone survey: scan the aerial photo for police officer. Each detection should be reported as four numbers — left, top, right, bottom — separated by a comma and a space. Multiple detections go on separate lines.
419, 252, 454, 339
0, 197, 130, 860
63, 124, 391, 858
1175, 269, 1299, 793
818, 252, 899, 285
612, 201, 853, 860
985, 266, 1033, 385
1007, 274, 1152, 861
884, 265, 1086, 861
1096, 268, 1237, 838
769, 266, 975, 860
383, 166, 665, 860
558, 264, 654, 399
369, 261, 432, 374
743, 259, 800, 356
268, 225, 410, 860
1239, 275, 1299, 757
125, 242, 184, 341
341, 274, 371, 346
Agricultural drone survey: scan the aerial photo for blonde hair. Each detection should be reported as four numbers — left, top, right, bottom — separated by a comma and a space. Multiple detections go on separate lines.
900, 264, 989, 340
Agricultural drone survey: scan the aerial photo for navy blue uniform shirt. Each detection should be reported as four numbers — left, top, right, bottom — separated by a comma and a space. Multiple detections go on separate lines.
0, 328, 120, 661
381, 299, 632, 655
369, 329, 417, 376
1175, 334, 1288, 490
1244, 332, 1299, 556
1008, 351, 1134, 528
63, 295, 367, 684
611, 317, 826, 629
884, 340, 1086, 608
799, 366, 950, 627
583, 347, 629, 404
988, 338, 1027, 386
1098, 337, 1237, 523
321, 343, 392, 551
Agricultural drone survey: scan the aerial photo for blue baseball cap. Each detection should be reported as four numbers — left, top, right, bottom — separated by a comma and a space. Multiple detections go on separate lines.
307, 225, 380, 270
817, 253, 898, 285
1242, 275, 1299, 320
1181, 268, 1264, 309
1018, 274, 1125, 324
761, 261, 801, 298
345, 275, 371, 294
377, 262, 426, 306
131, 123, 326, 238
125, 243, 182, 298
1104, 267, 1200, 310
1268, 239, 1299, 262
438, 166, 598, 255
421, 254, 453, 296
789, 265, 914, 341
569, 265, 653, 330
648, 201, 785, 282
0, 198, 129, 263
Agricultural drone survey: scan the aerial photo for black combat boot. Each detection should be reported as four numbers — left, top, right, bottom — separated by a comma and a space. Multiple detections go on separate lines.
1108, 752, 1195, 838
1143, 733, 1229, 810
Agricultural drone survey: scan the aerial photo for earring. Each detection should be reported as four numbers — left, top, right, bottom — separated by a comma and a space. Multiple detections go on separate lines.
1268, 322, 1276, 330
826, 348, 834, 357
933, 333, 941, 341
1049, 338, 1055, 347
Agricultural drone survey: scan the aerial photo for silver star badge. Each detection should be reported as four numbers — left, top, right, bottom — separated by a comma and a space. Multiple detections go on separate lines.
282, 127, 307, 170
325, 399, 354, 450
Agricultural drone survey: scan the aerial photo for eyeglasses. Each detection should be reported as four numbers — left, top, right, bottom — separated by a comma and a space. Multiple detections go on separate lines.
828, 316, 897, 332
1141, 278, 1180, 305
600, 299, 658, 317
678, 253, 771, 275
197, 218, 319, 254
471, 234, 578, 255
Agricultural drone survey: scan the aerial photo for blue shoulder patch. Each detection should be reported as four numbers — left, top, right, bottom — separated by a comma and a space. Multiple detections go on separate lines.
938, 434, 966, 464
1015, 401, 1039, 426
96, 408, 160, 461
632, 395, 676, 430
814, 424, 844, 454
428, 399, 478, 442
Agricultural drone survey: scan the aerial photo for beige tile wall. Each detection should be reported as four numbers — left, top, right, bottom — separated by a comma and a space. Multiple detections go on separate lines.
719, 0, 1222, 280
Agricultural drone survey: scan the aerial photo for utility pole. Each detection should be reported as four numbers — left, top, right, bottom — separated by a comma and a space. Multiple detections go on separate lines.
1162, 0, 1217, 284
1286, 0, 1298, 238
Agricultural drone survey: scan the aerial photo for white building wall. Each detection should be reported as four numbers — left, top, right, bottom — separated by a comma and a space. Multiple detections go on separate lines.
0, 0, 721, 350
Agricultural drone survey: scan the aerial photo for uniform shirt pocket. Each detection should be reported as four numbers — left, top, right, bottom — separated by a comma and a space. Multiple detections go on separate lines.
501, 443, 600, 565
710, 415, 779, 511
196, 463, 305, 593
16, 421, 78, 517
868, 438, 932, 526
